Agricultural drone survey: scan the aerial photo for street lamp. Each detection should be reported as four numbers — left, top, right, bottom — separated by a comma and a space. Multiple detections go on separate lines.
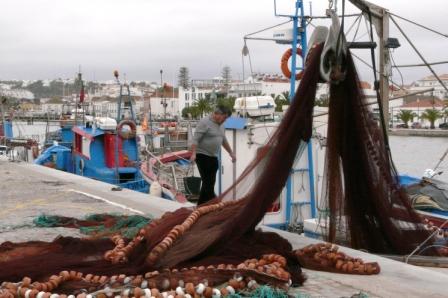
160, 69, 168, 153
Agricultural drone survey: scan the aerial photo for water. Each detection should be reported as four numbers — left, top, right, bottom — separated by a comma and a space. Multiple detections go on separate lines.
11, 121, 448, 181
389, 135, 448, 181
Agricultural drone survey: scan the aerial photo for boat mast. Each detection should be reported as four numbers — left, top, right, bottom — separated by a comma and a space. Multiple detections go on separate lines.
0, 96, 6, 144
274, 0, 316, 227
160, 69, 168, 155
348, 0, 391, 127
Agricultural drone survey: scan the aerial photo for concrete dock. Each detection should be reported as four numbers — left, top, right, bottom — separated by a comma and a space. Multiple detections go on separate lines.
1, 160, 447, 297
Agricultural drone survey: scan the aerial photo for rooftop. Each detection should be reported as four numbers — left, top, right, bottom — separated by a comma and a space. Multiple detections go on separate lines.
401, 98, 445, 108
420, 74, 448, 81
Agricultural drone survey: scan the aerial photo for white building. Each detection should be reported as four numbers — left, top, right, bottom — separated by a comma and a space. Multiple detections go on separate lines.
178, 86, 214, 113
258, 78, 290, 98
409, 74, 448, 99
143, 97, 178, 118
228, 82, 262, 98
41, 103, 64, 115
0, 86, 34, 100
395, 98, 445, 127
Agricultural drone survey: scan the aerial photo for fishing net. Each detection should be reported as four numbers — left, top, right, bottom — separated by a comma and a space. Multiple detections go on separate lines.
34, 214, 152, 238
5, 41, 435, 297
320, 51, 447, 255
0, 43, 324, 291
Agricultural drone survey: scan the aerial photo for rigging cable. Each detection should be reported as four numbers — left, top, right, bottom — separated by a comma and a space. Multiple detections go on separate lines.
335, 0, 346, 66
350, 52, 404, 91
392, 61, 448, 68
389, 50, 404, 88
350, 14, 363, 41
390, 13, 448, 39
390, 15, 448, 94
241, 20, 300, 140
241, 40, 272, 140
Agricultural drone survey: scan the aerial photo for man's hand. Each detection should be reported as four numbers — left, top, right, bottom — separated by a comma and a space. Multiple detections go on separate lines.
190, 152, 196, 163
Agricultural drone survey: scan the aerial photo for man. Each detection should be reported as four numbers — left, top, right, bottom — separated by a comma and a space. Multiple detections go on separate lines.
190, 105, 236, 205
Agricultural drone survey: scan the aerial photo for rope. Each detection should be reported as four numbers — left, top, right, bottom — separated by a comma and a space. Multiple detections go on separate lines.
306, 13, 361, 20
244, 20, 292, 40
348, 14, 362, 40
389, 50, 404, 87
350, 52, 404, 91
390, 12, 448, 39
390, 15, 448, 94
392, 61, 448, 68
335, 0, 346, 67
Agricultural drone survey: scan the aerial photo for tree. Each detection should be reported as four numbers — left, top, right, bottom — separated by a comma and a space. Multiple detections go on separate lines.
281, 91, 290, 102
193, 98, 213, 118
182, 106, 201, 119
178, 67, 190, 89
420, 109, 442, 129
216, 97, 236, 112
274, 95, 288, 112
49, 80, 64, 97
397, 110, 417, 128
442, 108, 448, 122
221, 66, 232, 96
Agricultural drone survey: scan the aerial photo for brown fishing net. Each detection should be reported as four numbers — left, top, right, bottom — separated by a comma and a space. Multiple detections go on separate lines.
321, 52, 444, 255
2, 41, 440, 297
0, 44, 323, 289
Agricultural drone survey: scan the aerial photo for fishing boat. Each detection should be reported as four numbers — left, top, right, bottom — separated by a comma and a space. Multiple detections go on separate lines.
399, 174, 448, 228
35, 116, 149, 193
140, 149, 195, 203
234, 96, 276, 118
34, 72, 152, 194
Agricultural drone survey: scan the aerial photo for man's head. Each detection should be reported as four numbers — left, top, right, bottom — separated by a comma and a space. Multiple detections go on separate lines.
212, 105, 232, 124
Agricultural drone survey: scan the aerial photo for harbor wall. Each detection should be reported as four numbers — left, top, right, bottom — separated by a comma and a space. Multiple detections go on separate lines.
389, 129, 448, 137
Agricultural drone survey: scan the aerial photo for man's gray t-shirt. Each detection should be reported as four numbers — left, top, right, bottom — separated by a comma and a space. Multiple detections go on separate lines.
192, 116, 228, 157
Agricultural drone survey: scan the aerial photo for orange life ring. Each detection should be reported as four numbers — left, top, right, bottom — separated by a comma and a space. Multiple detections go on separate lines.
117, 120, 137, 139
280, 48, 304, 80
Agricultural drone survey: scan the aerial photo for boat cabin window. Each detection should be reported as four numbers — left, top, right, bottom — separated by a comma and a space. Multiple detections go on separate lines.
82, 137, 91, 159
74, 133, 91, 159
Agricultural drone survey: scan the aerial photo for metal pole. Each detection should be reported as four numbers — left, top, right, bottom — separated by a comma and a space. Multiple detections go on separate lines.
218, 149, 222, 195
286, 0, 308, 228
0, 100, 6, 144
379, 10, 390, 127
161, 69, 168, 155
232, 129, 237, 200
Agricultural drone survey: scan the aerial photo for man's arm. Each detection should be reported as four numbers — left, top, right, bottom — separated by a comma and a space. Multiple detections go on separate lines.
222, 139, 236, 163
190, 143, 197, 162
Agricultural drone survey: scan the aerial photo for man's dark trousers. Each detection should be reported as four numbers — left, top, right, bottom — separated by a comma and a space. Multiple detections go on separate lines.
195, 153, 219, 205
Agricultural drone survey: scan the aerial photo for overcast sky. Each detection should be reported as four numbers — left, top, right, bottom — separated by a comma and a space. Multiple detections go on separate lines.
0, 0, 447, 84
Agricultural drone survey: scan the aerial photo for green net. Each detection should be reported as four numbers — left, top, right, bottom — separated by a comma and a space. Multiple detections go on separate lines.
33, 214, 74, 227
228, 286, 289, 298
33, 213, 152, 238
80, 214, 151, 238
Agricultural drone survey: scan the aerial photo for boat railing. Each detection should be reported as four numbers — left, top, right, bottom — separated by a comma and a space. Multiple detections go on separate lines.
145, 145, 163, 165
144, 145, 182, 189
